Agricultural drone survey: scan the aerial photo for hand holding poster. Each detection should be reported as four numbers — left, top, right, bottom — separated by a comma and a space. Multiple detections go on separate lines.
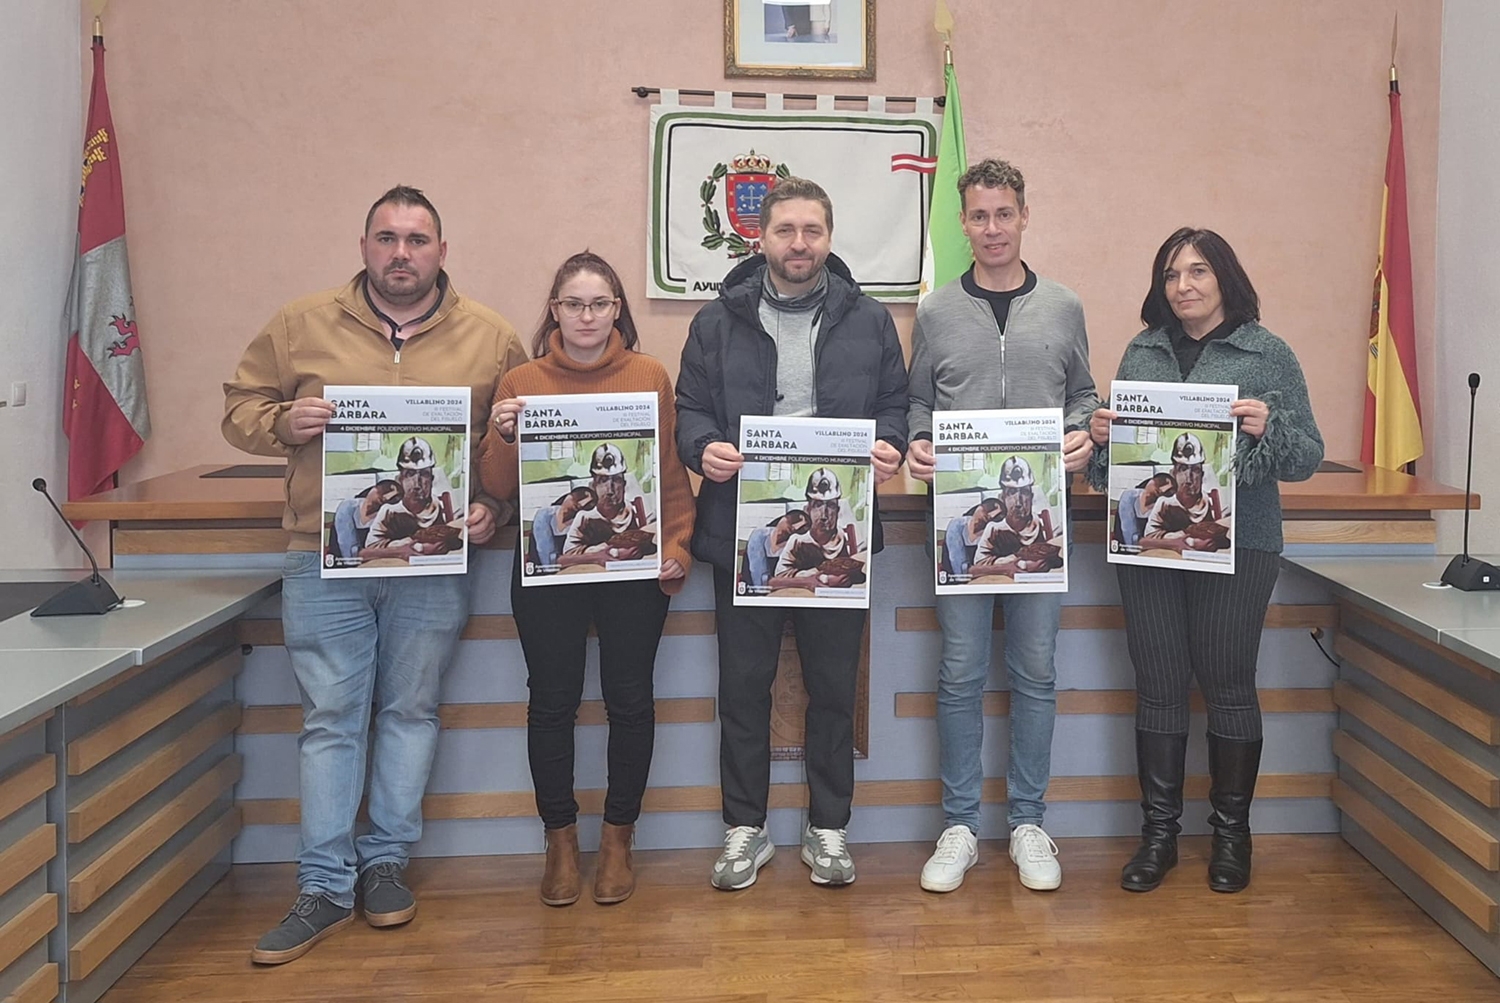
1106, 381, 1237, 574
933, 408, 1068, 595
517, 393, 661, 586
321, 386, 471, 578
734, 415, 876, 609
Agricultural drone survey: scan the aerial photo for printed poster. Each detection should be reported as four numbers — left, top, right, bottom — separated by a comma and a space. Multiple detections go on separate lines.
734, 415, 876, 609
933, 408, 1068, 595
321, 386, 470, 578
517, 393, 662, 586
1106, 380, 1237, 574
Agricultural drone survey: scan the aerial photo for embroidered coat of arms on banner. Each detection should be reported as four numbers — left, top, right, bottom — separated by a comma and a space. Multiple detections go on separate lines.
647, 93, 941, 300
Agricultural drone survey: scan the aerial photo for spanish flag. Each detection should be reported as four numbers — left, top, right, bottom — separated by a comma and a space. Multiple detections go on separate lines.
1360, 68, 1422, 471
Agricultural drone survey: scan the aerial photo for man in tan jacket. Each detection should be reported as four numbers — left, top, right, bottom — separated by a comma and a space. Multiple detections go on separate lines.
223, 185, 526, 965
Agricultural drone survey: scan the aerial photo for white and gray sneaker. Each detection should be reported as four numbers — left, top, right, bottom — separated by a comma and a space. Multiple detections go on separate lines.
800, 825, 856, 886
920, 824, 979, 893
1008, 823, 1061, 890
711, 825, 775, 890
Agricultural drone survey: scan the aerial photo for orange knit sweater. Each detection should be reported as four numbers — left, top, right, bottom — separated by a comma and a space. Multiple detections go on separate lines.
478, 329, 695, 593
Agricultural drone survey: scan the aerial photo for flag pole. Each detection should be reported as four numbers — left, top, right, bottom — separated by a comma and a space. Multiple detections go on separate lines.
1391, 13, 1414, 475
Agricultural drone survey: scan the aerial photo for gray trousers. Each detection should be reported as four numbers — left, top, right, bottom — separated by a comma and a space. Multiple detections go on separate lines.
1114, 549, 1281, 740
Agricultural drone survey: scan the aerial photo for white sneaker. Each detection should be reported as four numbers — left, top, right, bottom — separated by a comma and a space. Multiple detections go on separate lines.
920, 824, 979, 893
1008, 823, 1061, 890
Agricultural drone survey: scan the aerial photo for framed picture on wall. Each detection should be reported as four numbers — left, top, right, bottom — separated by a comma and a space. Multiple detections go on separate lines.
724, 0, 875, 79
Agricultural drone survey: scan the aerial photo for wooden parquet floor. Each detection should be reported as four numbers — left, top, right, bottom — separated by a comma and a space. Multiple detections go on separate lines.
99, 835, 1500, 1003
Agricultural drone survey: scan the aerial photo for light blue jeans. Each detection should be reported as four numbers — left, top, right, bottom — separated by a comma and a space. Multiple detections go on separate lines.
279, 550, 470, 907
935, 587, 1062, 834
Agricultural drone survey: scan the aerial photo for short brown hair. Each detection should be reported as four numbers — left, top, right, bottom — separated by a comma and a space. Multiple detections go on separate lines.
957, 159, 1026, 211
759, 176, 833, 231
365, 185, 442, 239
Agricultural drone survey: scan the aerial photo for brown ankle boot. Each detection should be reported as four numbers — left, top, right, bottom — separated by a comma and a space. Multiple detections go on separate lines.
540, 824, 581, 906
593, 822, 636, 904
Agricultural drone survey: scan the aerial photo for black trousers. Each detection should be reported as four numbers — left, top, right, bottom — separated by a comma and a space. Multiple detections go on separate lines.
1115, 548, 1281, 740
511, 555, 671, 828
712, 566, 867, 830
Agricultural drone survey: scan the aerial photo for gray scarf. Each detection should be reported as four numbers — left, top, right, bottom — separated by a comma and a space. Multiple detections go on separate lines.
761, 265, 829, 314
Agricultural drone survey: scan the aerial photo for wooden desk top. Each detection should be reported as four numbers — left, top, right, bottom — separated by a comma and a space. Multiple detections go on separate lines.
62, 461, 1474, 523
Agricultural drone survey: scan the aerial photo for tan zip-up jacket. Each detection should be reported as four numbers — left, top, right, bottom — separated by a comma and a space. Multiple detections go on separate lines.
222, 271, 528, 551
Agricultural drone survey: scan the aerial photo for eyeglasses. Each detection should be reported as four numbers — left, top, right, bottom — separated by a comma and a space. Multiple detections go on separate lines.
554, 297, 618, 319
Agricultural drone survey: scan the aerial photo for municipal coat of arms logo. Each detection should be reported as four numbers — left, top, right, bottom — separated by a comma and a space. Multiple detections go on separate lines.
699, 150, 792, 259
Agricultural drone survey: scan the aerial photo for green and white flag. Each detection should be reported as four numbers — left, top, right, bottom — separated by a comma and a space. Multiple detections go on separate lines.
648, 91, 940, 300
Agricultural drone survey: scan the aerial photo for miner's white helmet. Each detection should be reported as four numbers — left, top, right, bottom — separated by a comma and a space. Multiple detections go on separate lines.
590, 443, 627, 477
805, 467, 842, 501
1171, 432, 1207, 466
998, 456, 1035, 489
397, 436, 436, 470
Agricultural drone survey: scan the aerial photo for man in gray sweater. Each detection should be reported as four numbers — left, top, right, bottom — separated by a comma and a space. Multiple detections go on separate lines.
906, 159, 1100, 894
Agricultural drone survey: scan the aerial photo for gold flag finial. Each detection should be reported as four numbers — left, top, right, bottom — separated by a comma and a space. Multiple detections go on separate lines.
934, 0, 955, 41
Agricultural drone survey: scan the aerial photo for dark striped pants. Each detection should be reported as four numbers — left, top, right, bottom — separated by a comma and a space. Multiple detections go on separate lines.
1114, 549, 1281, 740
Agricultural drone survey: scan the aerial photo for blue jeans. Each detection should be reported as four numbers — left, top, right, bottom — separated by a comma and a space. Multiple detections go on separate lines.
279, 550, 470, 907
935, 589, 1061, 833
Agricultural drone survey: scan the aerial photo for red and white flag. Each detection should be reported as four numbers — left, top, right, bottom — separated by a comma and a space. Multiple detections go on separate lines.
63, 36, 151, 501
891, 152, 938, 174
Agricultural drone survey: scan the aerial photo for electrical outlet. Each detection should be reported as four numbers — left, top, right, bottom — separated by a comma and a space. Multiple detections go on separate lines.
8, 382, 25, 407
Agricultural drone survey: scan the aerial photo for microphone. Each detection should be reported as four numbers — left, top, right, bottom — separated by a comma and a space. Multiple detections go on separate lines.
1441, 374, 1500, 590
30, 478, 124, 616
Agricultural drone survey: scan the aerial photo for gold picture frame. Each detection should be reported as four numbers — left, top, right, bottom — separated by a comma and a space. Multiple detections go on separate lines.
724, 0, 876, 80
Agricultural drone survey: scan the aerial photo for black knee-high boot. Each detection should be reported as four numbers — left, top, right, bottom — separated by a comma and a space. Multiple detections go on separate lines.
1121, 730, 1188, 892
1206, 734, 1262, 893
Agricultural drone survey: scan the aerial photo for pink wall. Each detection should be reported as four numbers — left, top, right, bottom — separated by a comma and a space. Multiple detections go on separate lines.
94, 0, 1439, 479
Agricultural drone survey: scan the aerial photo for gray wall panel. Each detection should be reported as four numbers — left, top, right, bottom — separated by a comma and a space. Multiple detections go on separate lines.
65, 858, 230, 1003
0, 941, 49, 1001
69, 740, 234, 873
67, 799, 233, 944
1341, 820, 1500, 977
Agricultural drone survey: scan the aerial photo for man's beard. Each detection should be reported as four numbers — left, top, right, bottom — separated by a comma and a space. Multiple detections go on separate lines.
768, 254, 820, 286
369, 266, 436, 306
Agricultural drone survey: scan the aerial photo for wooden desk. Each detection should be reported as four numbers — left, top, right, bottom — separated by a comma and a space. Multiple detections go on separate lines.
62, 462, 1474, 560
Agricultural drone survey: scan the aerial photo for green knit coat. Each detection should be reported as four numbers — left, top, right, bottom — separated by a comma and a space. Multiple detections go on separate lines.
1086, 322, 1325, 553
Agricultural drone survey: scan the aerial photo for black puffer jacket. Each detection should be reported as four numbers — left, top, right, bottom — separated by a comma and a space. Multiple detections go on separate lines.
674, 253, 909, 572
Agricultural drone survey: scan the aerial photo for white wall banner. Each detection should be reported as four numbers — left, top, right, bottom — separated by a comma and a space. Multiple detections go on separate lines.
648, 95, 939, 300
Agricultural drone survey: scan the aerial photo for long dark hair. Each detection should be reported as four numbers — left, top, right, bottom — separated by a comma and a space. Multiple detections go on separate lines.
1140, 228, 1260, 332
531, 251, 639, 358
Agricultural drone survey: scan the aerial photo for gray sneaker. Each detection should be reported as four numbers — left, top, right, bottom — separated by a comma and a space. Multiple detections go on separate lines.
250, 893, 353, 965
359, 861, 416, 927
800, 825, 856, 886
711, 825, 775, 890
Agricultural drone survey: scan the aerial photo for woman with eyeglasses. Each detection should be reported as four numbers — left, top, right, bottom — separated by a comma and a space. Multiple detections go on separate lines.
1087, 228, 1323, 894
479, 251, 694, 906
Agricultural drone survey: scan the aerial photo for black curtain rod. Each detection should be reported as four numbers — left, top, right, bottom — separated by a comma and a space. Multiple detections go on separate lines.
632, 86, 945, 107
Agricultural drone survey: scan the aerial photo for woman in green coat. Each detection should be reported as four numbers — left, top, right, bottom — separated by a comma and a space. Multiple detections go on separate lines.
1087, 228, 1324, 894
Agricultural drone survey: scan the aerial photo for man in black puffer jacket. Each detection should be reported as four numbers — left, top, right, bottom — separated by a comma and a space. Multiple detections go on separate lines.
676, 176, 908, 891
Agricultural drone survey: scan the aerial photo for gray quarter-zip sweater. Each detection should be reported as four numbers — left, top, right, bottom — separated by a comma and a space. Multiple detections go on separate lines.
908, 272, 1100, 439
